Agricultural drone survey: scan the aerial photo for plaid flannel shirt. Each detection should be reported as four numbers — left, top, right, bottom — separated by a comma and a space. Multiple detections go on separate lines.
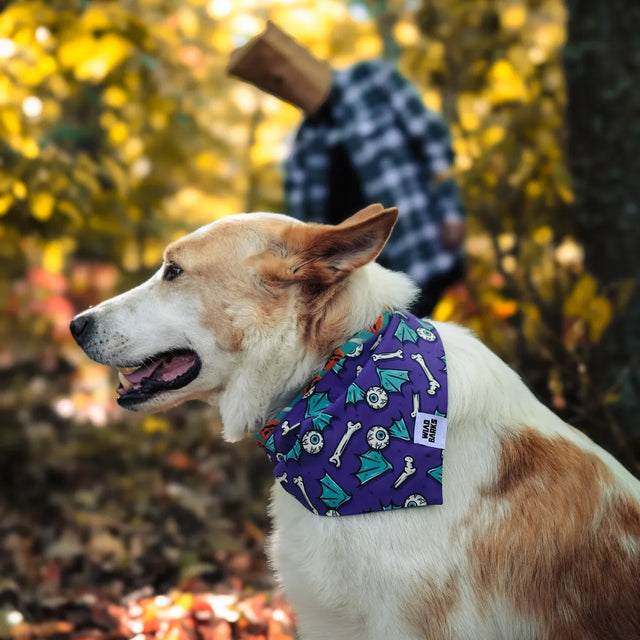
284, 60, 465, 287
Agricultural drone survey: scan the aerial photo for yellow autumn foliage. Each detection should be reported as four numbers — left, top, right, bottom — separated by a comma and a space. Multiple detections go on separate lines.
564, 274, 613, 342
30, 192, 55, 221
0, 0, 627, 461
0, 193, 14, 216
60, 33, 132, 82
487, 60, 529, 103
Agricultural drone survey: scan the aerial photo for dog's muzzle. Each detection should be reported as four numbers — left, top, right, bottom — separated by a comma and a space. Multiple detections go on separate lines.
69, 312, 202, 410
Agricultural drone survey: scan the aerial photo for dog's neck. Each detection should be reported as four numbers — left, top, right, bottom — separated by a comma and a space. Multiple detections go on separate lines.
216, 263, 418, 442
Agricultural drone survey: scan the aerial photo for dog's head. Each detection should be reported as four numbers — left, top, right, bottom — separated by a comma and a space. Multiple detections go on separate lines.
70, 205, 417, 440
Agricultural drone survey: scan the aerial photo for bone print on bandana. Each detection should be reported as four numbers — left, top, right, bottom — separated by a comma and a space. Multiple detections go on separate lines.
255, 310, 448, 516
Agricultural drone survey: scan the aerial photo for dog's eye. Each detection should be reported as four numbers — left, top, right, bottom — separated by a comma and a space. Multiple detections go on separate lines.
163, 263, 183, 281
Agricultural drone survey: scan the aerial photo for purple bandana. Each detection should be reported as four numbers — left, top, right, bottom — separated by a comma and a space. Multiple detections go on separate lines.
255, 310, 447, 516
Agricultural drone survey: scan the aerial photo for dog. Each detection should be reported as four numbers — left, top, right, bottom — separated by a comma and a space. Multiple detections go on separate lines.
71, 204, 640, 639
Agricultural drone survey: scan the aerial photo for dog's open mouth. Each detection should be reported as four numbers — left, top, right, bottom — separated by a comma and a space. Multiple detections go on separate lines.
116, 349, 201, 407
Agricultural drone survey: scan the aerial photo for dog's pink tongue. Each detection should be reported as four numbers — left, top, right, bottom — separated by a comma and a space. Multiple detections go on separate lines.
124, 353, 196, 385
153, 353, 197, 382
125, 362, 160, 384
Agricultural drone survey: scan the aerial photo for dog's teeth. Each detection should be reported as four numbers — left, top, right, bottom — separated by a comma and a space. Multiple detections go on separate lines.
118, 371, 133, 389
118, 367, 138, 375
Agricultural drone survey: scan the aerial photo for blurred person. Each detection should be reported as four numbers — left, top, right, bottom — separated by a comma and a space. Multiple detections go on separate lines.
227, 22, 465, 316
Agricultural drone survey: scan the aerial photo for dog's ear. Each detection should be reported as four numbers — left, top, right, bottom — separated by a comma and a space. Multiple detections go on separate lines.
282, 205, 399, 286
337, 202, 385, 226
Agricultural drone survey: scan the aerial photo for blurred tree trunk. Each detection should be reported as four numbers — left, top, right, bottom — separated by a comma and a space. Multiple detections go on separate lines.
564, 0, 640, 457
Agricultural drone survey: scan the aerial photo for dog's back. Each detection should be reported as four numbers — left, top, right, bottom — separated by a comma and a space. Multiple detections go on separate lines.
439, 321, 640, 639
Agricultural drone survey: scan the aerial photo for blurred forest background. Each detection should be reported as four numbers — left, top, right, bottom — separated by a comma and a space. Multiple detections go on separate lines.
0, 0, 638, 638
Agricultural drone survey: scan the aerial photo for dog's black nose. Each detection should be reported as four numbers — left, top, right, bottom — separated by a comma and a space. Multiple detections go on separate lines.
70, 315, 91, 342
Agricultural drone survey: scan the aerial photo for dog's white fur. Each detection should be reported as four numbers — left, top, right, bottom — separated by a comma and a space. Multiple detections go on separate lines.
72, 207, 640, 639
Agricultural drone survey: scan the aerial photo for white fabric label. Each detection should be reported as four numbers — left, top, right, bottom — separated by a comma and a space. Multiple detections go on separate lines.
413, 412, 448, 449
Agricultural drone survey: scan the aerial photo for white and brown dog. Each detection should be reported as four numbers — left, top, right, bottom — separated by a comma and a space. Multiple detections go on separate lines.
71, 205, 640, 640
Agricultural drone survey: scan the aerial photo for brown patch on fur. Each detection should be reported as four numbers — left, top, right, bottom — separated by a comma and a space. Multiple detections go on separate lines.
255, 239, 355, 355
284, 206, 398, 355
163, 216, 296, 353
161, 207, 397, 358
472, 428, 640, 639
402, 575, 459, 640
297, 280, 355, 357
246, 206, 399, 356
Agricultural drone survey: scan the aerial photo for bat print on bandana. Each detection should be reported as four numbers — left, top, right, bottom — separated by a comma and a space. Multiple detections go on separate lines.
255, 310, 448, 516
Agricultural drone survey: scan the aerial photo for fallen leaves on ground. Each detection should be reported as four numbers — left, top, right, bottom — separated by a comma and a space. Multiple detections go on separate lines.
4, 587, 295, 640
0, 390, 295, 639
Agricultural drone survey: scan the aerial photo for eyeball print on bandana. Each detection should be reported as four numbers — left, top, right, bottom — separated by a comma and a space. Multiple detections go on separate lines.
255, 310, 448, 516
